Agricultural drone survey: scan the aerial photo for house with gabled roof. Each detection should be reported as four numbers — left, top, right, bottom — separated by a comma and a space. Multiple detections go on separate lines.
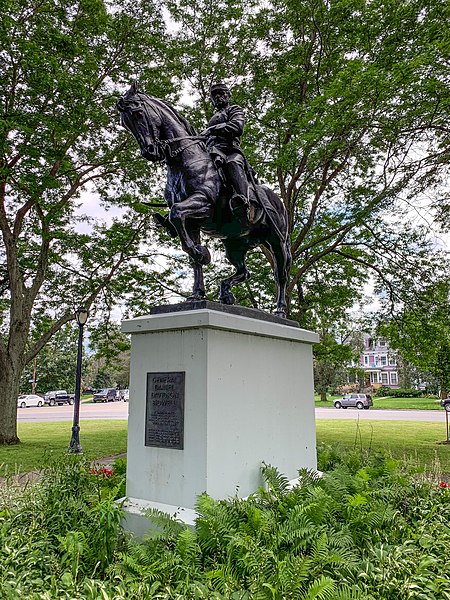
361, 335, 399, 389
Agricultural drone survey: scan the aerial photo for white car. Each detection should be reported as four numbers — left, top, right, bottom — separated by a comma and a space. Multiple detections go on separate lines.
17, 394, 44, 408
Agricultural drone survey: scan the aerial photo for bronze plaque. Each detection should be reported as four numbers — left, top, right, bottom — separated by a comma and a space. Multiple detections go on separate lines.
145, 372, 185, 449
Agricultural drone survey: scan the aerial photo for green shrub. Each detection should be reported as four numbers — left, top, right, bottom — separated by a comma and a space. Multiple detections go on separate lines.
374, 385, 392, 397
108, 450, 450, 599
0, 456, 124, 598
375, 387, 424, 398
1, 451, 450, 599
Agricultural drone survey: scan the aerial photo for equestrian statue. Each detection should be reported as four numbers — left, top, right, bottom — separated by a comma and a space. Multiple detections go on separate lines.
116, 81, 291, 318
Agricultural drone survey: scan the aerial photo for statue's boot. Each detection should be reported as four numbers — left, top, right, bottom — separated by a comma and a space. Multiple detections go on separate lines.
230, 193, 258, 225
226, 161, 255, 224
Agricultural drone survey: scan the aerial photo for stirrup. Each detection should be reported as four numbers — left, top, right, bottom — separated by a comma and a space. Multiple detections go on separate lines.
230, 194, 252, 222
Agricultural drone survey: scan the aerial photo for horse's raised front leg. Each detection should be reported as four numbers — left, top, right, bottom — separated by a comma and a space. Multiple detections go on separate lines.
219, 239, 251, 305
169, 194, 212, 266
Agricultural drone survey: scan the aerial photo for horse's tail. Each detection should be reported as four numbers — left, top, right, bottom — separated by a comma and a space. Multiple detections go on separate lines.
257, 185, 290, 243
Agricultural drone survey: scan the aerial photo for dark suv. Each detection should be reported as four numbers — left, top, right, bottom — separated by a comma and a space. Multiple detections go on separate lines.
44, 390, 74, 406
93, 388, 117, 403
440, 398, 450, 412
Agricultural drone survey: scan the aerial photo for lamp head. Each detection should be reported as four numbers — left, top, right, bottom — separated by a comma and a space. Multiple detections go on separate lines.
75, 306, 88, 326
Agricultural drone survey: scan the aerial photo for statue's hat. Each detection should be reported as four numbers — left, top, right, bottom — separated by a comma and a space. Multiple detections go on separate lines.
210, 82, 230, 94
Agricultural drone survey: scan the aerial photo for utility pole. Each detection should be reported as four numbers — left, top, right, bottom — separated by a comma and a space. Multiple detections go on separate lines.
32, 357, 37, 394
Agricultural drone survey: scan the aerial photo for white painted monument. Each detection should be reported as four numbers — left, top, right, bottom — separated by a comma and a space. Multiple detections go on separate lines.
120, 303, 318, 537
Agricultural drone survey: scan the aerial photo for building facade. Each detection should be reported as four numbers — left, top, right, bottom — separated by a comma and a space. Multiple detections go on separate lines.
361, 335, 399, 389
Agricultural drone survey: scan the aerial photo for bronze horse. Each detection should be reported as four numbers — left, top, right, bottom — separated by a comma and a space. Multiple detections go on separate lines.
117, 82, 291, 317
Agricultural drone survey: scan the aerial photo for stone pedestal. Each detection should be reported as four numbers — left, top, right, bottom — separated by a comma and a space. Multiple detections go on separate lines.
121, 303, 318, 537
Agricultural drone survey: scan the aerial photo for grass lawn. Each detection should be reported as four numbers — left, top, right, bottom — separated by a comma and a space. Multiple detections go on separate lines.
316, 419, 450, 473
315, 395, 442, 410
3, 418, 450, 476
0, 420, 128, 476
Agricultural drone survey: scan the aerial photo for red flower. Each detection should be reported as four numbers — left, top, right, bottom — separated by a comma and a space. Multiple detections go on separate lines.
439, 481, 447, 488
89, 467, 114, 477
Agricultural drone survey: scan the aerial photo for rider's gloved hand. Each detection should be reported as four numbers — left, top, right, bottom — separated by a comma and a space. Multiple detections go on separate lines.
200, 126, 213, 136
201, 124, 227, 137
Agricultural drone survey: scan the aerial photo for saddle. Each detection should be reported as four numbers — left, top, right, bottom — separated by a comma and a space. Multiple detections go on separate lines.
151, 147, 273, 235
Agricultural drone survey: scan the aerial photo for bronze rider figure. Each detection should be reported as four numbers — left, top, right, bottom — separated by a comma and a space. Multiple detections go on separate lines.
201, 83, 253, 222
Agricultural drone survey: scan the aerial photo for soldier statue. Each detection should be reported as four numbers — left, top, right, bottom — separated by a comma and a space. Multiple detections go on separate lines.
201, 83, 254, 222
117, 80, 291, 316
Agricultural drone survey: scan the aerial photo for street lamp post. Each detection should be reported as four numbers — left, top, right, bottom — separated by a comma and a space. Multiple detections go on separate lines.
68, 306, 88, 454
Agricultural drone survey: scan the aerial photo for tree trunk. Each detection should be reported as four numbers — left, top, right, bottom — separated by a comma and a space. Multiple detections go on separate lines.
0, 357, 21, 444
320, 389, 327, 402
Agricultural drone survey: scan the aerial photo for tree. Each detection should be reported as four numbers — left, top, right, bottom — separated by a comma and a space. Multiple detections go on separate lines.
87, 322, 131, 389
2, 0, 448, 445
380, 280, 450, 397
306, 271, 367, 401
0, 0, 176, 443
162, 0, 449, 325
313, 335, 353, 401
20, 323, 78, 393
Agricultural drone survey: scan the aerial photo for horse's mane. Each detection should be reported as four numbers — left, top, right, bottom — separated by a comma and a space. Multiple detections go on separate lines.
152, 97, 198, 136
139, 94, 197, 136
118, 84, 198, 136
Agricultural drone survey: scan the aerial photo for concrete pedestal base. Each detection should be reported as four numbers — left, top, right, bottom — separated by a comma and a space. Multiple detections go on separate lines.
121, 305, 318, 537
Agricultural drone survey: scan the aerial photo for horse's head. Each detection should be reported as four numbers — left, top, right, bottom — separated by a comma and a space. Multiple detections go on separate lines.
116, 82, 164, 162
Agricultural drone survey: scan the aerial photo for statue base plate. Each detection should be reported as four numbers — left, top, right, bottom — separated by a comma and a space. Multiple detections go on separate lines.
150, 300, 299, 328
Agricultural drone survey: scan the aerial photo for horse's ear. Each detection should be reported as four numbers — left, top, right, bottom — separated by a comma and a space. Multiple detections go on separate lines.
125, 79, 139, 98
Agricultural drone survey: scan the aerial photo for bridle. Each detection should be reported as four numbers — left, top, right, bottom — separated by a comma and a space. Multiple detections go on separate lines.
121, 94, 206, 162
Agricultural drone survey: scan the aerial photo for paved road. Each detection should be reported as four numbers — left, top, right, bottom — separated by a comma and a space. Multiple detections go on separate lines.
315, 407, 446, 422
17, 403, 447, 423
17, 401, 129, 422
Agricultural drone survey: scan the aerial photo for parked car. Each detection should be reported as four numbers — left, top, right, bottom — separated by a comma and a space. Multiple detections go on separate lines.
44, 390, 74, 406
334, 393, 373, 410
93, 388, 117, 403
440, 398, 450, 412
121, 389, 129, 402
116, 389, 129, 402
17, 394, 44, 408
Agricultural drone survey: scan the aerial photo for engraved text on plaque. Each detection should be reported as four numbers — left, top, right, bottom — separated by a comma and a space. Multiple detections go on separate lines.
145, 372, 185, 449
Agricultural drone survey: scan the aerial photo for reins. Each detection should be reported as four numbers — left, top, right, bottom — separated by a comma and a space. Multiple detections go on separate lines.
159, 135, 206, 159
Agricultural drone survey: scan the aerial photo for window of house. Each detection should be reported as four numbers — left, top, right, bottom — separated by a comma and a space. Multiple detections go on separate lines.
364, 356, 369, 365
379, 339, 386, 346
380, 356, 387, 366
381, 373, 389, 384
371, 372, 378, 383
390, 372, 398, 385
389, 356, 397, 366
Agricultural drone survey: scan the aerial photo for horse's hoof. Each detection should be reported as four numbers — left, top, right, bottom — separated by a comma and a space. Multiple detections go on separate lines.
274, 310, 287, 319
186, 292, 205, 302
219, 292, 235, 305
193, 245, 211, 265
